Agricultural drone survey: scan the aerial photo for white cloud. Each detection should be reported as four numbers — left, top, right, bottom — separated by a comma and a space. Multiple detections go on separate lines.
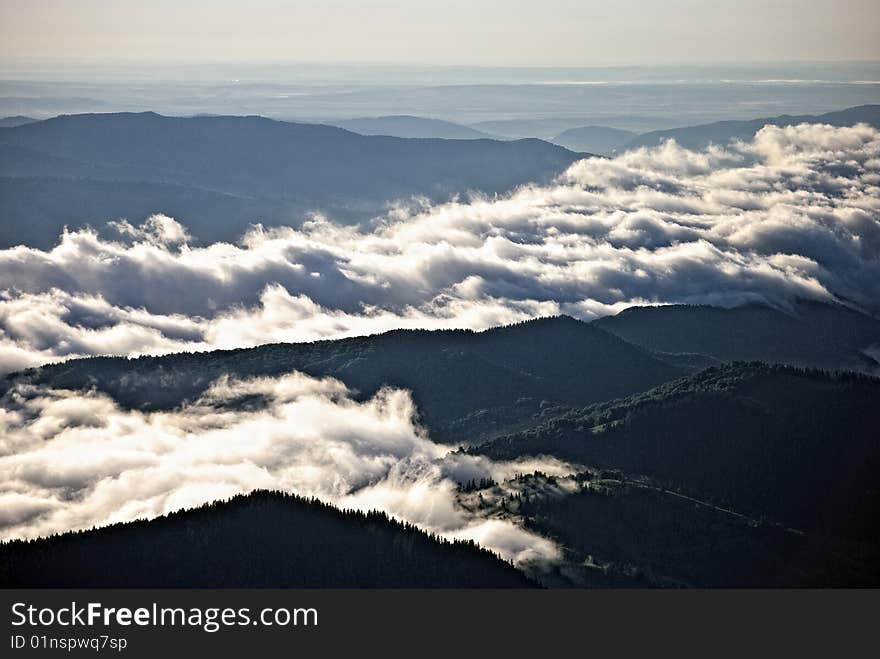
0, 122, 878, 374
0, 372, 572, 566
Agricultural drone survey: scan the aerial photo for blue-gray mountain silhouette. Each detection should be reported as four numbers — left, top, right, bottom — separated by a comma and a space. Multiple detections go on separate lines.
625, 104, 880, 150
331, 115, 494, 139
0, 116, 36, 128
0, 112, 586, 248
551, 125, 636, 155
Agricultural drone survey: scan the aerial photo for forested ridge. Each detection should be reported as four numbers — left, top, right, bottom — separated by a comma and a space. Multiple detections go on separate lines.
520, 476, 880, 587
475, 363, 880, 541
594, 300, 880, 373
0, 491, 536, 588
7, 316, 680, 442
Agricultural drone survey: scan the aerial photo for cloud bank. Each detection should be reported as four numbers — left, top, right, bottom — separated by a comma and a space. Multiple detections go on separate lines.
0, 371, 571, 566
1, 122, 879, 374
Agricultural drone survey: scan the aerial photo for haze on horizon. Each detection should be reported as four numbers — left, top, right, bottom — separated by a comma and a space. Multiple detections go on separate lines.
1, 0, 879, 67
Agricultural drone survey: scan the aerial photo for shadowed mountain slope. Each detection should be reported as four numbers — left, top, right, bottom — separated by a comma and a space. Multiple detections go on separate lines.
593, 301, 880, 373
0, 491, 535, 588
522, 475, 879, 588
475, 363, 880, 542
6, 316, 682, 443
0, 112, 585, 248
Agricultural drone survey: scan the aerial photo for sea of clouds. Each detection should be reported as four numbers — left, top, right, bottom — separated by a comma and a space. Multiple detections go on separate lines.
1, 122, 879, 565
1, 122, 878, 375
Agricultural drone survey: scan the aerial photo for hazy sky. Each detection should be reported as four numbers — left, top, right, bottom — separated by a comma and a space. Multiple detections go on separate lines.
1, 0, 879, 66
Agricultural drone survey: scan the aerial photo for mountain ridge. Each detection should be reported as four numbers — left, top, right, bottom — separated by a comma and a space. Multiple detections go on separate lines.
474, 362, 880, 541
6, 315, 681, 443
330, 115, 495, 139
624, 104, 880, 150
0, 111, 586, 248
550, 125, 637, 155
0, 490, 536, 588
593, 299, 880, 373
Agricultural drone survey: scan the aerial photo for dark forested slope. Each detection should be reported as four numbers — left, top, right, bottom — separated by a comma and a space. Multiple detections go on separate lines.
476, 363, 880, 541
10, 316, 681, 442
0, 491, 534, 588
593, 301, 880, 373
521, 476, 879, 588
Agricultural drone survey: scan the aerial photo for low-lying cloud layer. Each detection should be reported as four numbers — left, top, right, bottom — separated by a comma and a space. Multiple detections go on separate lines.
0, 371, 570, 565
1, 122, 879, 374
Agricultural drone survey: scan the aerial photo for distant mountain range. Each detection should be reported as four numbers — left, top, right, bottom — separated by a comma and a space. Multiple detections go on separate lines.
330, 115, 494, 139
479, 104, 880, 155
467, 116, 676, 139
624, 104, 880, 150
544, 104, 880, 154
0, 491, 534, 587
0, 112, 584, 248
4, 105, 878, 250
0, 116, 36, 128
469, 118, 595, 140
549, 125, 637, 156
